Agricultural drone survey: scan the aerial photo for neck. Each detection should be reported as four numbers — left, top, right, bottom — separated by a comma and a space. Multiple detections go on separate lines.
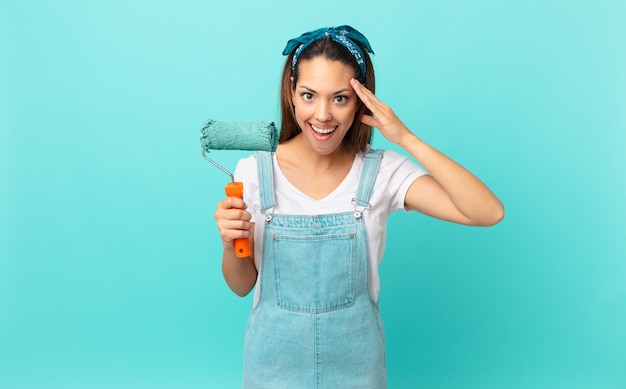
277, 134, 356, 173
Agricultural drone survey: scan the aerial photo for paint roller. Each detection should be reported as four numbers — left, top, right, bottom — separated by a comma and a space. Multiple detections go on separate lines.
200, 119, 279, 258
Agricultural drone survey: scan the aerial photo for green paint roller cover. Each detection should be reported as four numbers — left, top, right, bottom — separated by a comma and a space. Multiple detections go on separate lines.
201, 119, 279, 152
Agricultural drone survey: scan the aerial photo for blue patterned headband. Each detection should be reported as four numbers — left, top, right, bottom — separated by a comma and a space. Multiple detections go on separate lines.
282, 25, 374, 78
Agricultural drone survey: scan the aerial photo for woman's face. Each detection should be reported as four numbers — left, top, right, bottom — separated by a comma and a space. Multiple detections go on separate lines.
291, 57, 358, 156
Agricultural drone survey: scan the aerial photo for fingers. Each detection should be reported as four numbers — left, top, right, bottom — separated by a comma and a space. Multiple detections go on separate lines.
214, 197, 253, 243
218, 196, 247, 211
351, 80, 380, 129
350, 78, 373, 107
359, 114, 378, 128
351, 78, 391, 124
350, 78, 384, 113
351, 78, 413, 145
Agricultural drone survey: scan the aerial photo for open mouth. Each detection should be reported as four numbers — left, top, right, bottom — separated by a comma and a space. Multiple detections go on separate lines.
310, 124, 337, 135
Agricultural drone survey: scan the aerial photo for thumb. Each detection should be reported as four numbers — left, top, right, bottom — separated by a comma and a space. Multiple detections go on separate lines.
359, 114, 378, 128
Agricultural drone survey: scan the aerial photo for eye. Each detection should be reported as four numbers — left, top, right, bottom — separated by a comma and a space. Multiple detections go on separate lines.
334, 95, 349, 104
301, 92, 313, 101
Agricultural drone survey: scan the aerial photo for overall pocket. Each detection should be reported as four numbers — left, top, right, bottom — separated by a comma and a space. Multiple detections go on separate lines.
272, 232, 357, 313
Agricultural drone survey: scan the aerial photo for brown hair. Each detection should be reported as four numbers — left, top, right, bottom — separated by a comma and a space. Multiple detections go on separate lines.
279, 37, 375, 152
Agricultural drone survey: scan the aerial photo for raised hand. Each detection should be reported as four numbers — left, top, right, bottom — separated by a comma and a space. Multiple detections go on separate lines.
350, 78, 416, 147
350, 78, 504, 226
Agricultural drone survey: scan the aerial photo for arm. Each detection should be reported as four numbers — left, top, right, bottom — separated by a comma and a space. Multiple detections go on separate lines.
214, 196, 257, 296
351, 79, 504, 226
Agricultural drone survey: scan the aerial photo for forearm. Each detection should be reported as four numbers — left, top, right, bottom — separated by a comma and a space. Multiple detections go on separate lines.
222, 246, 257, 297
400, 133, 504, 225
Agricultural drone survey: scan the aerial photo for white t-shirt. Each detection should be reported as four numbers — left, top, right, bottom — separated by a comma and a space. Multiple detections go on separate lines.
234, 149, 427, 304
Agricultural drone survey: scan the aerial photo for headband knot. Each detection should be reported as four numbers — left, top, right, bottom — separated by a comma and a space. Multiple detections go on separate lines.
282, 25, 374, 78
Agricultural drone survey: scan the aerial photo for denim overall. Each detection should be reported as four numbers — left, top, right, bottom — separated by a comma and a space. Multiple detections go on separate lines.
242, 150, 386, 389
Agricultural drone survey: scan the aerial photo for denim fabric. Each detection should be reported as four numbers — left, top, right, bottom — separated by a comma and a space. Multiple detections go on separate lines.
243, 151, 386, 389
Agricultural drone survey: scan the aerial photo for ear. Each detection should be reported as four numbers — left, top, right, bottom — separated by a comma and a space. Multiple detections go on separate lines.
290, 76, 295, 105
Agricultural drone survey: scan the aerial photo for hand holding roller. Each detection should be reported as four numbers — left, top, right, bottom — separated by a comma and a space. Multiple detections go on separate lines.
200, 119, 279, 258
223, 181, 252, 257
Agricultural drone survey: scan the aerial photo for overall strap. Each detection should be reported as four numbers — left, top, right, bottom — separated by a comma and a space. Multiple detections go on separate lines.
254, 151, 276, 212
353, 149, 384, 212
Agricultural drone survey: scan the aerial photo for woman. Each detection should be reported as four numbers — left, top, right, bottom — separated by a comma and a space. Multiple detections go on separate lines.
214, 25, 504, 388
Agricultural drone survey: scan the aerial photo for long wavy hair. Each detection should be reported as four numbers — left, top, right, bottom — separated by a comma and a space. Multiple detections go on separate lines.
279, 37, 375, 152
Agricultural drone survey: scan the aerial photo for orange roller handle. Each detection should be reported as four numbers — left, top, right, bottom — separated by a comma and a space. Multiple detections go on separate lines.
225, 181, 252, 258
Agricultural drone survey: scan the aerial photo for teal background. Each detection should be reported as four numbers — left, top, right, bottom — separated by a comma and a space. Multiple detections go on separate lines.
1, 0, 625, 388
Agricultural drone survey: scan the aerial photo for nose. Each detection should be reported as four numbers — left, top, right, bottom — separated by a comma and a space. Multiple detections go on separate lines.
316, 101, 332, 122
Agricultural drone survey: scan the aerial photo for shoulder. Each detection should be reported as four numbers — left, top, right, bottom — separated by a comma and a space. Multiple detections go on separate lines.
235, 153, 257, 171
371, 148, 428, 209
381, 148, 412, 165
233, 153, 259, 183
366, 148, 425, 174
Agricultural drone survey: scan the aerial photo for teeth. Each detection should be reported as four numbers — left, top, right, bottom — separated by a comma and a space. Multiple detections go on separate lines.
311, 124, 336, 134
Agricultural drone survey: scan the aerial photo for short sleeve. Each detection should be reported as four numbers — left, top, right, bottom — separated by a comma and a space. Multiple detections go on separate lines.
380, 150, 428, 213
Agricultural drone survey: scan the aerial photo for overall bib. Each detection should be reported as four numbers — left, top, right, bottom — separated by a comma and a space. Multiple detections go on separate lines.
242, 150, 386, 389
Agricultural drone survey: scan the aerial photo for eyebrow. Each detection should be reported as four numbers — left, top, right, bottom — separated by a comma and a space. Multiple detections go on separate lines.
299, 86, 352, 95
